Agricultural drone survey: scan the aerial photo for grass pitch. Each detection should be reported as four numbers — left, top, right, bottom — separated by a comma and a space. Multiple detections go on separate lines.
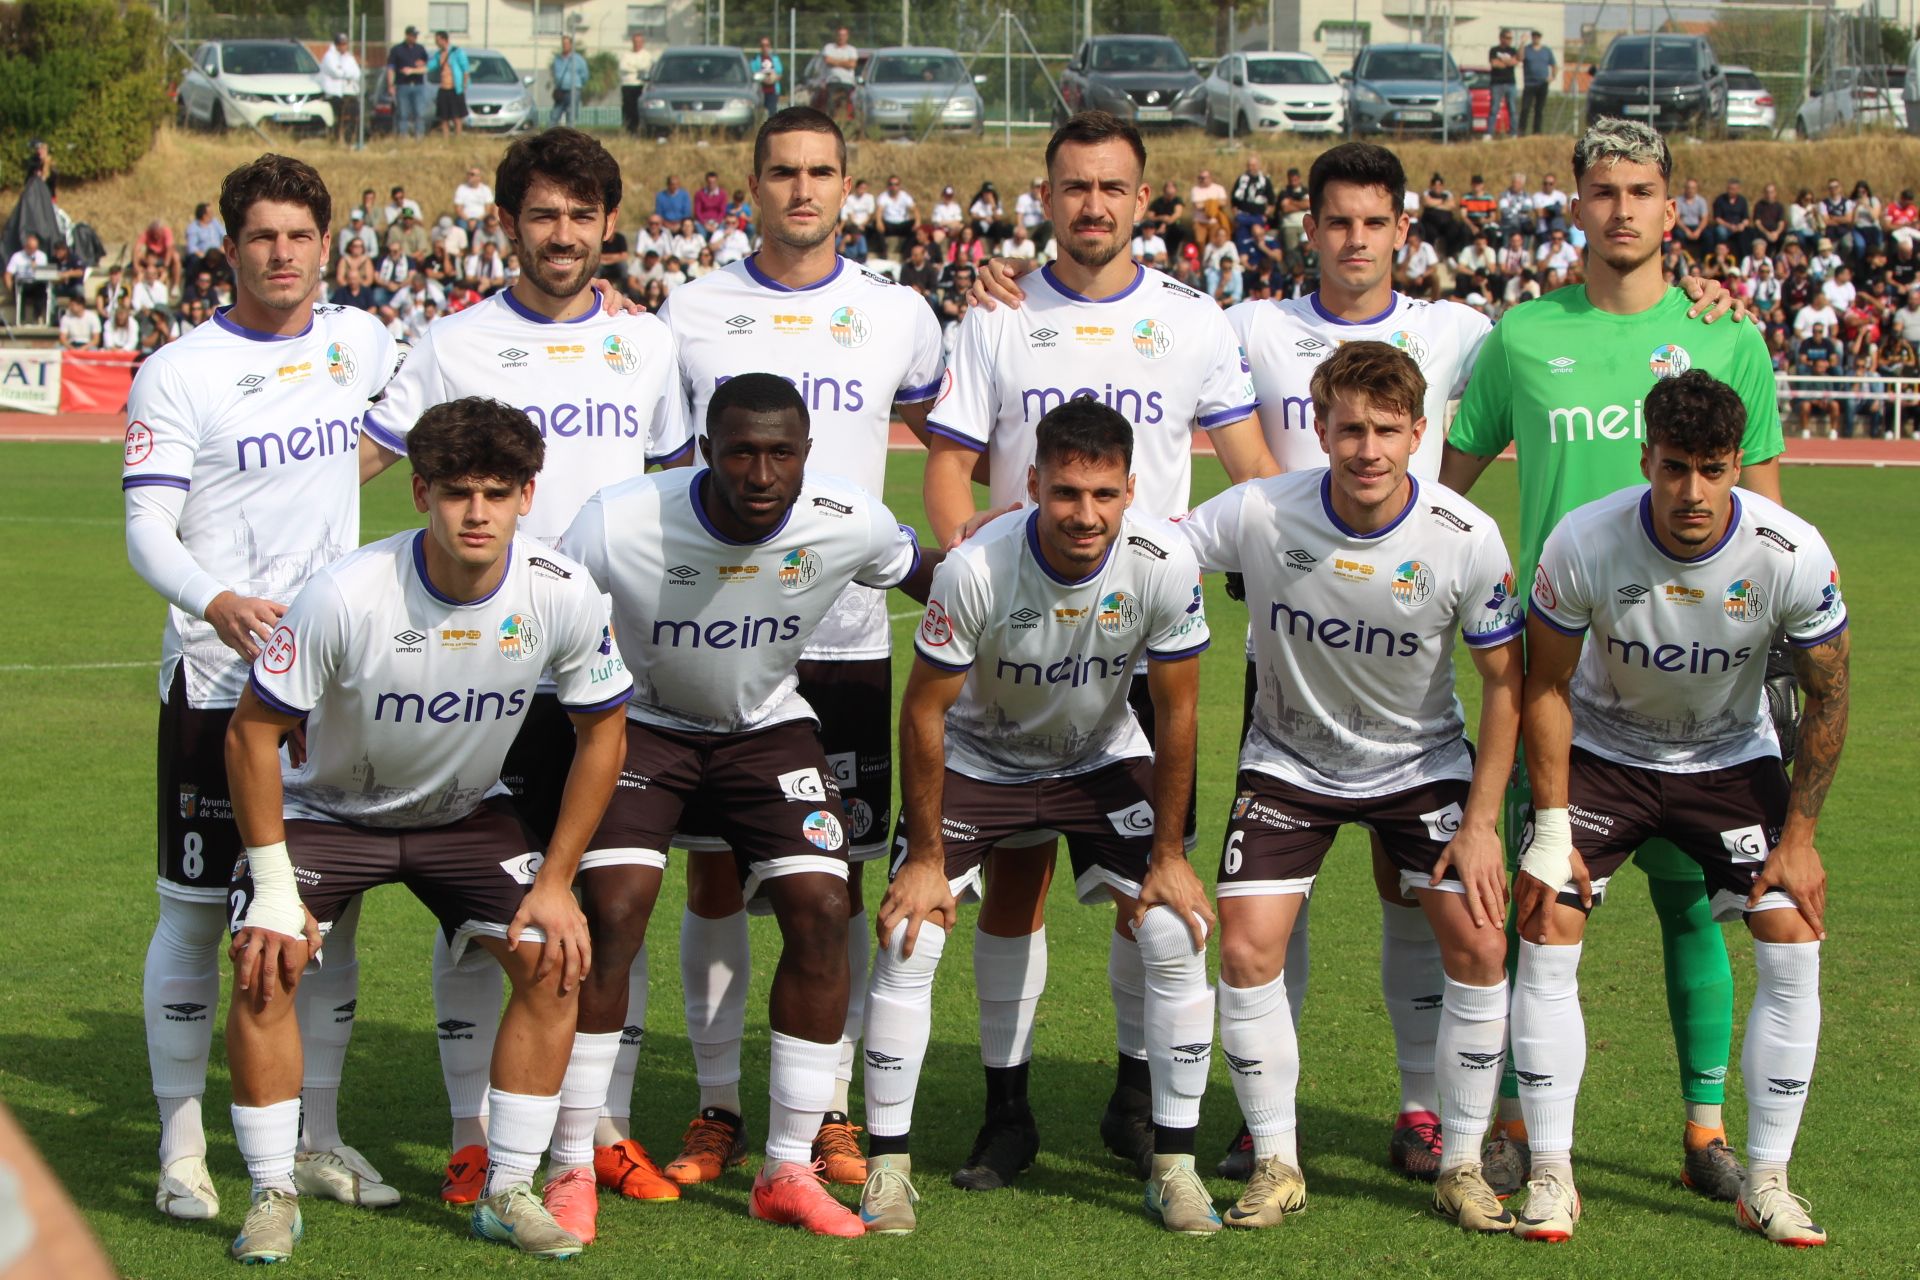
0, 443, 1914, 1278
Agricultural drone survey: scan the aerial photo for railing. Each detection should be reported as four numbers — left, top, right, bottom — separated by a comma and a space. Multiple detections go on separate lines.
1775, 371, 1920, 439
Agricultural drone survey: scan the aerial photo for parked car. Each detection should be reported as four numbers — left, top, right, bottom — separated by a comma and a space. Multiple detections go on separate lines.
1724, 65, 1777, 137
1461, 66, 1514, 135
365, 49, 535, 135
1201, 50, 1344, 135
1343, 43, 1470, 138
177, 39, 333, 134
1795, 64, 1904, 139
641, 46, 757, 137
855, 47, 984, 136
1584, 34, 1727, 133
1057, 34, 1203, 128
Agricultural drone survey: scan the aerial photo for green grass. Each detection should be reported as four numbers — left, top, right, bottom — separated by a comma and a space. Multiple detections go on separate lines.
1, 444, 1913, 1277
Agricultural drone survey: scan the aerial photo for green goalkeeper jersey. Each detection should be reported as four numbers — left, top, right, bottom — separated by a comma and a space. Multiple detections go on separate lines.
1449, 284, 1784, 589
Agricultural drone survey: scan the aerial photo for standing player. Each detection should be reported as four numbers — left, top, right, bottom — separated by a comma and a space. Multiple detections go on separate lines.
1513, 369, 1846, 1245
124, 154, 400, 1221
1443, 119, 1785, 1200
555, 374, 938, 1238
650, 106, 944, 1188
359, 127, 690, 1212
920, 110, 1276, 1182
1176, 341, 1522, 1232
862, 403, 1216, 1235
222, 398, 631, 1263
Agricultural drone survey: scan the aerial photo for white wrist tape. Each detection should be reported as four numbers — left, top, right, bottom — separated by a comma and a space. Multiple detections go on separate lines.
238, 841, 307, 939
1520, 808, 1575, 895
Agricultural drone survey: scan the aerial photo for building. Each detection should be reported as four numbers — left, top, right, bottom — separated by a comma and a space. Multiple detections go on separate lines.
1268, 0, 1568, 77
379, 0, 712, 87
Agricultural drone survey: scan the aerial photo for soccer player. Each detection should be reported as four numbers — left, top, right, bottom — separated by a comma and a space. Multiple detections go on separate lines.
123, 154, 400, 1221
555, 373, 938, 1238
1443, 118, 1785, 1201
359, 127, 690, 1213
651, 107, 944, 1188
1176, 341, 1522, 1232
920, 110, 1276, 1183
1513, 369, 1847, 1245
221, 398, 631, 1263
862, 401, 1216, 1235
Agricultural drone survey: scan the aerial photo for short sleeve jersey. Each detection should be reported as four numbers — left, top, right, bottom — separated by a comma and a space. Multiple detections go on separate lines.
559, 469, 920, 734
1178, 471, 1522, 797
1227, 290, 1491, 479
1531, 487, 1847, 772
1449, 285, 1785, 589
250, 532, 630, 828
659, 256, 944, 660
363, 289, 691, 544
927, 263, 1259, 519
916, 510, 1211, 785
123, 305, 399, 708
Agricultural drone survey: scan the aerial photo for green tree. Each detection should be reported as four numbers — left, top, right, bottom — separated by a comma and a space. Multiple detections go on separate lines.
0, 0, 171, 185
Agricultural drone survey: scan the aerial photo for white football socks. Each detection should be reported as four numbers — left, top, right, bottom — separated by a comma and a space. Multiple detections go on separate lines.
1435, 976, 1509, 1172
432, 929, 502, 1149
484, 1088, 560, 1196
766, 1031, 836, 1165
295, 894, 360, 1153
1134, 906, 1214, 1132
1108, 930, 1149, 1064
145, 894, 222, 1166
231, 1098, 301, 1196
682, 908, 749, 1116
862, 920, 947, 1139
833, 909, 871, 1113
1512, 940, 1584, 1176
1284, 896, 1310, 1030
1745, 940, 1821, 1167
975, 927, 1047, 1069
1381, 901, 1443, 1116
550, 1031, 621, 1172
596, 945, 648, 1145
1219, 972, 1298, 1163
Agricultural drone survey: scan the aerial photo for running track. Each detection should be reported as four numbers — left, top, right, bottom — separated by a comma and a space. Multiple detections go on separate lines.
8, 413, 1919, 467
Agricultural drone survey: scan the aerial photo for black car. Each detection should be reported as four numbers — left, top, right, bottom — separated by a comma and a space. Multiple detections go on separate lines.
1057, 35, 1202, 128
1586, 34, 1728, 132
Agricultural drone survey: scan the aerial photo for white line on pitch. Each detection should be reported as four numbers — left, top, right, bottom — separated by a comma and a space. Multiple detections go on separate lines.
0, 660, 150, 673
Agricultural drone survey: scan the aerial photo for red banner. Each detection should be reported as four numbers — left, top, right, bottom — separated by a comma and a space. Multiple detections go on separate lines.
59, 349, 138, 415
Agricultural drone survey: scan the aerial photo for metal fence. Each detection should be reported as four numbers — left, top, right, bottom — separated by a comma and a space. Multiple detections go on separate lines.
1777, 371, 1920, 438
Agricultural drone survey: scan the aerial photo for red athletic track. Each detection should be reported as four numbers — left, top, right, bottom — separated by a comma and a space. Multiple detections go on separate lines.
9, 412, 1920, 467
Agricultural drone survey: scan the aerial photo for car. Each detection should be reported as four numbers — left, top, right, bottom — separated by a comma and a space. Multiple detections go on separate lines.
854, 46, 985, 137
176, 39, 333, 134
1461, 66, 1514, 135
1057, 34, 1203, 128
641, 45, 758, 137
1724, 65, 1776, 138
1343, 43, 1471, 138
364, 49, 535, 135
1796, 64, 1904, 139
1200, 50, 1344, 135
1584, 34, 1727, 133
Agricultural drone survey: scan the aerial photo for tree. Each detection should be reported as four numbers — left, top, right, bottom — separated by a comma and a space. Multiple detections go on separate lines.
0, 0, 172, 185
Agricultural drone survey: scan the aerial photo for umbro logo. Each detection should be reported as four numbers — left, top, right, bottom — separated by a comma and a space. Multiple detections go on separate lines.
162, 1002, 208, 1020
1223, 1051, 1263, 1075
1030, 327, 1060, 346
667, 565, 700, 582
1412, 993, 1443, 1011
1768, 1077, 1808, 1095
333, 999, 356, 1023
1548, 356, 1577, 373
1284, 548, 1317, 570
1616, 583, 1649, 604
1295, 337, 1330, 355
1515, 1069, 1553, 1087
865, 1049, 903, 1069
1457, 1051, 1504, 1069
498, 347, 529, 366
1010, 607, 1042, 628
620, 1024, 645, 1045
725, 314, 756, 331
394, 628, 426, 650
236, 373, 266, 396
1700, 1066, 1728, 1083
1170, 1042, 1212, 1064
437, 1019, 477, 1040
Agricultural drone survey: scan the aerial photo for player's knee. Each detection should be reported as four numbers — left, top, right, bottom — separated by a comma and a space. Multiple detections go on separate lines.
1450, 926, 1509, 985
774, 875, 851, 960
580, 888, 654, 958
1218, 925, 1283, 989
1133, 904, 1206, 975
875, 918, 946, 986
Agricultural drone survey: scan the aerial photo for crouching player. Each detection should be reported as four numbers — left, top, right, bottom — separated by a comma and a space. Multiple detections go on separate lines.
221, 399, 631, 1263
863, 400, 1218, 1235
1511, 368, 1848, 1246
1175, 340, 1523, 1232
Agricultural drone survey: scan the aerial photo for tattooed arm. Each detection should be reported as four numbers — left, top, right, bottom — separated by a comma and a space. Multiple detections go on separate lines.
1747, 630, 1850, 936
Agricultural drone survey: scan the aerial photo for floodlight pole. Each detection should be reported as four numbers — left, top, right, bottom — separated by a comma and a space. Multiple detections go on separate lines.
1004, 10, 1013, 148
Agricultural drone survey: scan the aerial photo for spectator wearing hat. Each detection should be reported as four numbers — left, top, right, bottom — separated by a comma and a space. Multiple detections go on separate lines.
931, 186, 965, 236
1810, 237, 1843, 283
338, 207, 379, 259
386, 24, 431, 138
386, 206, 431, 261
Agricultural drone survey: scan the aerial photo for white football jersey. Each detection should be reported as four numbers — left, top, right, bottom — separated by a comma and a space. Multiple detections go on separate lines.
1178, 471, 1521, 797
927, 263, 1258, 519
363, 290, 691, 544
559, 468, 921, 734
1532, 487, 1847, 772
659, 256, 944, 660
123, 305, 399, 708
252, 532, 630, 828
1226, 291, 1490, 477
917, 510, 1210, 785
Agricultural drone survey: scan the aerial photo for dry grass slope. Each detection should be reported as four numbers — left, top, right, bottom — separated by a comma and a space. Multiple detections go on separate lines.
25, 123, 1920, 252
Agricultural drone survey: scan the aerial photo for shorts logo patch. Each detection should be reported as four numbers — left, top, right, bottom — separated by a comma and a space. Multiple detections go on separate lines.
802, 810, 845, 851
847, 798, 875, 839
262, 626, 297, 674
1391, 560, 1435, 607
1723, 578, 1768, 623
920, 600, 953, 647
777, 767, 827, 803
1719, 824, 1770, 863
1106, 801, 1155, 836
826, 752, 857, 787
779, 547, 822, 590
1419, 801, 1464, 843
1096, 591, 1141, 636
1231, 794, 1252, 819
497, 613, 541, 662
499, 851, 545, 884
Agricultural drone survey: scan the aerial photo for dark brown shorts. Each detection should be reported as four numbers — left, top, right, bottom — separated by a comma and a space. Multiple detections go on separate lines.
498, 692, 575, 846
1128, 669, 1198, 847
585, 717, 852, 899
156, 666, 243, 903
1215, 769, 1473, 899
1542, 746, 1796, 920
229, 797, 537, 951
891, 758, 1157, 905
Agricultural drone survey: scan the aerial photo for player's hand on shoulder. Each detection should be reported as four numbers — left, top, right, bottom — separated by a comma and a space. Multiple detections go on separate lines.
589, 277, 645, 317
972, 257, 1034, 312
947, 501, 1022, 551
511, 881, 593, 993
877, 859, 955, 956
1680, 274, 1750, 324
205, 591, 287, 663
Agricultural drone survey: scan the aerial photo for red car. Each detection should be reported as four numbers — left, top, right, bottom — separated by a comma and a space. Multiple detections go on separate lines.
1462, 67, 1515, 135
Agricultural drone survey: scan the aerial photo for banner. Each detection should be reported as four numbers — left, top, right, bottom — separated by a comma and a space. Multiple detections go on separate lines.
0, 347, 61, 415
59, 348, 138, 415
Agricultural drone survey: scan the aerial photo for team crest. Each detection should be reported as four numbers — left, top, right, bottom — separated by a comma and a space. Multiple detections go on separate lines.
1096, 591, 1141, 636
601, 334, 638, 374
830, 306, 871, 349
179, 785, 199, 819
778, 548, 822, 590
1650, 343, 1691, 379
1387, 329, 1429, 365
497, 613, 541, 662
326, 342, 357, 387
802, 810, 845, 851
1723, 578, 1767, 622
1131, 318, 1173, 359
1390, 560, 1435, 607
847, 798, 875, 840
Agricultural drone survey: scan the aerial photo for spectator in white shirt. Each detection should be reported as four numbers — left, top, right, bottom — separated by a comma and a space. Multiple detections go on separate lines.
319, 33, 362, 144
392, 270, 445, 318
383, 185, 423, 229
1004, 223, 1038, 262
930, 187, 965, 235
405, 297, 440, 342
451, 167, 494, 230
1396, 223, 1440, 297
1532, 172, 1568, 236
1536, 227, 1579, 273
843, 178, 877, 234
131, 259, 172, 315
633, 213, 673, 259
713, 216, 752, 265
1822, 264, 1856, 313
1131, 227, 1167, 265
463, 241, 507, 292
1794, 289, 1839, 339
1455, 230, 1497, 275
337, 207, 380, 258
102, 303, 140, 350
877, 175, 918, 257
670, 218, 707, 263
58, 297, 101, 348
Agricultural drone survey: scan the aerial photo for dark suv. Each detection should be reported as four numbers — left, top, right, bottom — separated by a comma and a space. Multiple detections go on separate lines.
1586, 34, 1728, 132
1057, 35, 1202, 127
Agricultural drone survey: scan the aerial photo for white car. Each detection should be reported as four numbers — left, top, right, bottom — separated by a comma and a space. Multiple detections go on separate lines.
178, 39, 334, 134
1795, 64, 1903, 139
1723, 65, 1776, 137
1202, 50, 1344, 135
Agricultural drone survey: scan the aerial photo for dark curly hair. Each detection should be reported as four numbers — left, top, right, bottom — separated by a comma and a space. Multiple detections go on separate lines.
408, 397, 546, 487
1644, 369, 1746, 458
